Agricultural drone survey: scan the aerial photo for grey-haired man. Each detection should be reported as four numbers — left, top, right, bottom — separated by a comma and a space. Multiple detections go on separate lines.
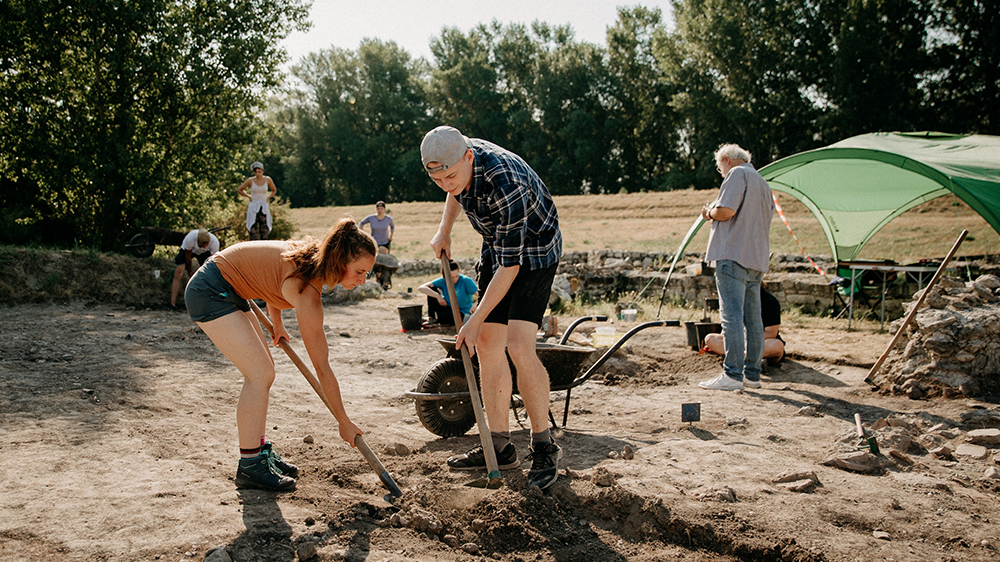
421, 125, 563, 490
698, 143, 775, 391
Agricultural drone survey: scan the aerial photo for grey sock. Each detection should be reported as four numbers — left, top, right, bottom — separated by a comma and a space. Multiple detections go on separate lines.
531, 429, 552, 445
491, 431, 511, 450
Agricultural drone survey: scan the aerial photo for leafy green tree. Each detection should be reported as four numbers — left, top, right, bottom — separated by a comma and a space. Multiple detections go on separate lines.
428, 20, 622, 195
286, 39, 432, 206
604, 6, 681, 193
925, 0, 1000, 134
818, 0, 935, 139
427, 22, 511, 144
663, 0, 824, 188
0, 0, 308, 250
531, 24, 618, 194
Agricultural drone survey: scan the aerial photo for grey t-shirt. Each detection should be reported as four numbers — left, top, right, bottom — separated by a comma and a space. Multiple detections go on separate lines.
705, 163, 774, 273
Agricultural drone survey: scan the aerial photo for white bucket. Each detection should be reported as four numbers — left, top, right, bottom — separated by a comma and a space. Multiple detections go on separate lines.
593, 326, 619, 347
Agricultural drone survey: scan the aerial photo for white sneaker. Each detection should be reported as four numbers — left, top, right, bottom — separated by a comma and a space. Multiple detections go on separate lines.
698, 374, 743, 390
743, 378, 762, 389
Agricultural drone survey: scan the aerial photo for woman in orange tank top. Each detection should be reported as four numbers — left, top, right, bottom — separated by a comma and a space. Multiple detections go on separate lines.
185, 218, 376, 491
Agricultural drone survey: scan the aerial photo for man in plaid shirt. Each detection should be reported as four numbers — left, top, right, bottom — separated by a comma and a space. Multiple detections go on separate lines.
421, 125, 563, 491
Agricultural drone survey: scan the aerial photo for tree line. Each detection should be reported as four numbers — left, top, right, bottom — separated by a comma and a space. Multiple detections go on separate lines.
1, 0, 996, 250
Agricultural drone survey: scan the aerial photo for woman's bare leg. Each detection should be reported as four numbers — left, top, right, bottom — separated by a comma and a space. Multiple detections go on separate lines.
197, 310, 275, 450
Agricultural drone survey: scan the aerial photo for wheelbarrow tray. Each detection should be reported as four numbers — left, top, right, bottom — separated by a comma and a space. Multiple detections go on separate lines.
371, 253, 399, 290
374, 253, 399, 272
434, 337, 596, 391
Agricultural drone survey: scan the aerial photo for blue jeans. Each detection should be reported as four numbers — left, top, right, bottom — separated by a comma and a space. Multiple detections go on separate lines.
715, 260, 764, 382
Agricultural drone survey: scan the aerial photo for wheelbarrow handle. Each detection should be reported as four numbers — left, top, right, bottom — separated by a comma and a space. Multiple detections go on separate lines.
558, 315, 610, 345
572, 320, 680, 388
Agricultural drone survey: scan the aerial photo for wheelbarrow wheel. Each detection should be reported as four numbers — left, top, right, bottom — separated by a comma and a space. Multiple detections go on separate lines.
414, 358, 476, 437
127, 232, 155, 258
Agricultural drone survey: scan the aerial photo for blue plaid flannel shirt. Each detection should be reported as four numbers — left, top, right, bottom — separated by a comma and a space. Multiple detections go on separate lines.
455, 139, 562, 271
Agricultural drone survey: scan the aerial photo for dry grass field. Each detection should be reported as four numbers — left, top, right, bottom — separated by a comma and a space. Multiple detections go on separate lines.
289, 190, 996, 265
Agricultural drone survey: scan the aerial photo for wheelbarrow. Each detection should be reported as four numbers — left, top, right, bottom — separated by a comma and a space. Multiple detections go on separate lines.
126, 225, 230, 258
371, 253, 399, 290
404, 316, 680, 437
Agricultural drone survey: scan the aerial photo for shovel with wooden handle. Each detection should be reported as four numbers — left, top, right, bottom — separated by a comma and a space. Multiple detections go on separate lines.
440, 254, 503, 489
248, 301, 402, 498
855, 413, 880, 455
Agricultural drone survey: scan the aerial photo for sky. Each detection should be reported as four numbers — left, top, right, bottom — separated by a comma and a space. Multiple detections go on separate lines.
281, 0, 675, 66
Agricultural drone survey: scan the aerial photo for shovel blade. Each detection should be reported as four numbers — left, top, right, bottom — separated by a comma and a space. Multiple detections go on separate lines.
464, 477, 504, 489
464, 470, 504, 489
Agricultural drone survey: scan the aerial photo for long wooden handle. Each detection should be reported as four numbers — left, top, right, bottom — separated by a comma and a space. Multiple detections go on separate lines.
864, 230, 967, 384
440, 255, 501, 479
854, 413, 865, 439
249, 301, 402, 497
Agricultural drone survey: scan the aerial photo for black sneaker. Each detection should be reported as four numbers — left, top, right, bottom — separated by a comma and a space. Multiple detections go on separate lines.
526, 440, 563, 490
447, 442, 519, 471
235, 454, 296, 491
262, 441, 299, 478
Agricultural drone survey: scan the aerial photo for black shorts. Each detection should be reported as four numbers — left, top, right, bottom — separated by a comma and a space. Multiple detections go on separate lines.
174, 249, 211, 267
478, 253, 557, 327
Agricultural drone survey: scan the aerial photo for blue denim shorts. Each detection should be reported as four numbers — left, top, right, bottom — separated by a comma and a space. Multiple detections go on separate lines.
185, 259, 251, 322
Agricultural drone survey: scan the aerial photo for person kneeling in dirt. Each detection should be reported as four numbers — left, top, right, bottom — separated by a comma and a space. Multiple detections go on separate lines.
184, 219, 376, 491
418, 260, 478, 327
703, 287, 785, 366
422, 125, 563, 490
169, 228, 220, 311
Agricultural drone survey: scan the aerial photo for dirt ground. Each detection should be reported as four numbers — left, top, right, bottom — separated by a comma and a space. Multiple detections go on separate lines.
2, 292, 999, 562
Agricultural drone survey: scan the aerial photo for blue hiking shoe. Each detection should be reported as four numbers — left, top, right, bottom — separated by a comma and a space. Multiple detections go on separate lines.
235, 454, 296, 491
262, 441, 299, 478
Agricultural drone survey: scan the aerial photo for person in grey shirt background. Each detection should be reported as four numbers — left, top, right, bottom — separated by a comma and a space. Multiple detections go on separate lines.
698, 144, 774, 391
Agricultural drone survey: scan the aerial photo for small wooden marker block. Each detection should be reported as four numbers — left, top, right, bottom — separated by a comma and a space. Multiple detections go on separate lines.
681, 402, 701, 423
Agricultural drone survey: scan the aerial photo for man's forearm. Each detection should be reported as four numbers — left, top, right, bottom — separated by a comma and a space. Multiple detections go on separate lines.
438, 195, 462, 233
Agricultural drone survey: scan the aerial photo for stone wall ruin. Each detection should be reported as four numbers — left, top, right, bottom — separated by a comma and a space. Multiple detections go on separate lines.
874, 274, 1000, 398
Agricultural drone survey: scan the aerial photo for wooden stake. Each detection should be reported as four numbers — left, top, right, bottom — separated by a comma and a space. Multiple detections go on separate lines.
864, 230, 968, 385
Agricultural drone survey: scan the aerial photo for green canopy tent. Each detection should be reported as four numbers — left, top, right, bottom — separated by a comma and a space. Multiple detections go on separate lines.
652, 132, 1000, 316
758, 132, 1000, 264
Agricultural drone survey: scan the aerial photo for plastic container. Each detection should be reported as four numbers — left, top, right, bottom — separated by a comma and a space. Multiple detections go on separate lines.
621, 309, 637, 322
397, 304, 423, 331
593, 326, 620, 347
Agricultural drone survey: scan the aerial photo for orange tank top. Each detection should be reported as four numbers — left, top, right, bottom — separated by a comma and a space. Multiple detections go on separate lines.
213, 241, 319, 310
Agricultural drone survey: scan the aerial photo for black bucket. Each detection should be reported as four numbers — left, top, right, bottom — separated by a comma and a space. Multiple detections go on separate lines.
684, 321, 699, 350
397, 304, 423, 331
695, 322, 722, 349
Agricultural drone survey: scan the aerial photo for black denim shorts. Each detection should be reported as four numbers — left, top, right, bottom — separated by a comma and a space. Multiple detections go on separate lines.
174, 249, 210, 266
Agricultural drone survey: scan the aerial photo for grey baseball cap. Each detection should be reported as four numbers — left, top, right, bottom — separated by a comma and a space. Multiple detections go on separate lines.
420, 126, 470, 173
251, 161, 264, 171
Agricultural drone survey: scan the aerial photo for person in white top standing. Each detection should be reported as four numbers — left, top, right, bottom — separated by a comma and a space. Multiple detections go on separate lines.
170, 228, 221, 311
237, 161, 277, 240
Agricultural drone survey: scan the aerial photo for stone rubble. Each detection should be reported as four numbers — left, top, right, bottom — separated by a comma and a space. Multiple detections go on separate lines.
873, 274, 1000, 398
821, 411, 1000, 482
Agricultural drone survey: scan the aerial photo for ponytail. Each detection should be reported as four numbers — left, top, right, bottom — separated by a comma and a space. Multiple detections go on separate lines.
283, 218, 376, 290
